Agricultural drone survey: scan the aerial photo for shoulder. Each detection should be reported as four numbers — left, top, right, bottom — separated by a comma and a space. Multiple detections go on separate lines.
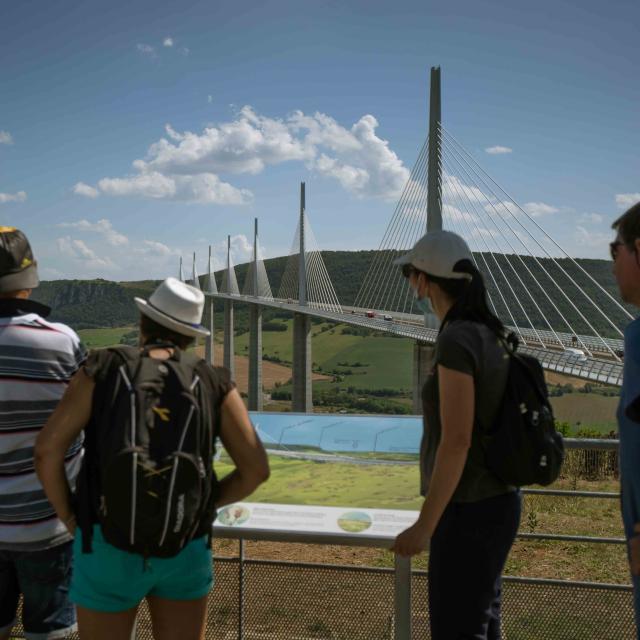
30, 316, 87, 363
438, 319, 483, 347
195, 362, 236, 399
33, 317, 82, 346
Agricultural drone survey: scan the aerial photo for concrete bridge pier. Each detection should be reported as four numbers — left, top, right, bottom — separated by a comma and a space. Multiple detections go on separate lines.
292, 312, 312, 412
223, 300, 235, 380
248, 304, 263, 410
413, 341, 435, 414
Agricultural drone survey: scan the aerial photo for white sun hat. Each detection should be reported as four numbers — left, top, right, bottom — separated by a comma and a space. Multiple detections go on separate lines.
393, 230, 473, 280
134, 277, 210, 338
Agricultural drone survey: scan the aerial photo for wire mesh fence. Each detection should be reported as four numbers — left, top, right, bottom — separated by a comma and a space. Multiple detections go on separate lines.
11, 554, 634, 639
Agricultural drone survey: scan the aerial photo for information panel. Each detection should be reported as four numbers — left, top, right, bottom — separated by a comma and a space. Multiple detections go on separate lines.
214, 502, 419, 539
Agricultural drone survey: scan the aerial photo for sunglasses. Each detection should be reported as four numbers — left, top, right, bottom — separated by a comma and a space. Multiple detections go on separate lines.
610, 240, 624, 261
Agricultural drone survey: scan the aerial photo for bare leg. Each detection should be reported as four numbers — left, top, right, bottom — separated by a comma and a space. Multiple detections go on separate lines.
147, 595, 208, 640
77, 605, 138, 640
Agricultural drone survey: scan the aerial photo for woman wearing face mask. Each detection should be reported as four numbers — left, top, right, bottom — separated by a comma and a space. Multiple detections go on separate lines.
391, 230, 520, 640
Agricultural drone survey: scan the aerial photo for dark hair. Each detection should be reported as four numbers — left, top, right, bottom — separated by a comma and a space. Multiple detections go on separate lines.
139, 313, 194, 350
612, 201, 640, 247
409, 259, 508, 340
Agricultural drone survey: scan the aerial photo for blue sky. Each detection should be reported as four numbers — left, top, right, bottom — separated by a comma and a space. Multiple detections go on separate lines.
1, 0, 638, 281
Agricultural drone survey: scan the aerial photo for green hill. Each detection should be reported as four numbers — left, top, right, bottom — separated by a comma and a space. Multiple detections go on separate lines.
31, 251, 629, 337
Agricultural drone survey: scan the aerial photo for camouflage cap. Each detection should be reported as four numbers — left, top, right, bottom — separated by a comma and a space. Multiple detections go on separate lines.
0, 227, 39, 293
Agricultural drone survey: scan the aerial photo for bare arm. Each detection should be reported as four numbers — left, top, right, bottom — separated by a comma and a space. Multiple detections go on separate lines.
34, 369, 95, 533
392, 364, 474, 556
215, 389, 270, 508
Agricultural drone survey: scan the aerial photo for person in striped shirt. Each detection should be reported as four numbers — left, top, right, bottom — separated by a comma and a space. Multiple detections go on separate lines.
0, 228, 85, 640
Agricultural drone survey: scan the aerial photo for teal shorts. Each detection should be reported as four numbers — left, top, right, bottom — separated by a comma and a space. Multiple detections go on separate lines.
70, 526, 213, 612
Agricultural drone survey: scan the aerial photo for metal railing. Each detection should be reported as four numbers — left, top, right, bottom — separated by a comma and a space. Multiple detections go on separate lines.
11, 439, 633, 639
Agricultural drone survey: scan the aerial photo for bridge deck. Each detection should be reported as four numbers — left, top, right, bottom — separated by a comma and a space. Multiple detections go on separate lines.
209, 293, 623, 386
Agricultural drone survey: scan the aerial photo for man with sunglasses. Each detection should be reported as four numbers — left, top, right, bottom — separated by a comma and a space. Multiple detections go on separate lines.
612, 200, 640, 637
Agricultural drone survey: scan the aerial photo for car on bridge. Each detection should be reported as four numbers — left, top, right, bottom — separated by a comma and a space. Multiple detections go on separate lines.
365, 311, 376, 318
383, 314, 393, 321
562, 348, 588, 364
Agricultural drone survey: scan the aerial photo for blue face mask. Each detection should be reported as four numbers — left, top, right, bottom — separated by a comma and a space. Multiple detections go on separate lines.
413, 275, 434, 315
414, 294, 433, 315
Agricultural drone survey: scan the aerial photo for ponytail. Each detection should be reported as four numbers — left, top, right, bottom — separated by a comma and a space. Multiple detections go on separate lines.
429, 260, 513, 342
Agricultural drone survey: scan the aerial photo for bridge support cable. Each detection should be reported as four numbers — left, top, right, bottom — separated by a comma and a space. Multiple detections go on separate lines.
441, 155, 536, 346
443, 125, 632, 326
374, 144, 432, 313
204, 245, 217, 365
221, 235, 241, 296
303, 216, 342, 312
369, 146, 430, 315
442, 150, 552, 349
441, 126, 626, 358
242, 220, 274, 300
440, 129, 620, 359
442, 137, 597, 355
354, 138, 428, 312
441, 138, 568, 349
354, 138, 429, 314
191, 252, 201, 290
359, 145, 430, 314
276, 211, 342, 313
302, 213, 342, 312
439, 182, 501, 319
441, 154, 522, 331
278, 226, 302, 302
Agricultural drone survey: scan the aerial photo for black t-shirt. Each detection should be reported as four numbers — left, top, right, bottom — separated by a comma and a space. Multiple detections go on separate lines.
420, 319, 515, 503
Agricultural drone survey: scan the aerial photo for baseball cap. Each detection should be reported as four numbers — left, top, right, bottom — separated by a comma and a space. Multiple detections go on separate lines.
0, 227, 40, 293
393, 230, 473, 281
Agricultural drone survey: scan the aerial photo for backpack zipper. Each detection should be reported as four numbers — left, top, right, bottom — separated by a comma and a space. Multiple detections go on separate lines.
158, 375, 201, 547
118, 365, 138, 547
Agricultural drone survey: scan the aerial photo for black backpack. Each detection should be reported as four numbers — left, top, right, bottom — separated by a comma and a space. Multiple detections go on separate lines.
76, 345, 219, 558
483, 338, 565, 487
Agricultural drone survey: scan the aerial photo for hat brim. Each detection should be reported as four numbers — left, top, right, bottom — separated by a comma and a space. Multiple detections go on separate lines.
134, 298, 210, 338
0, 263, 39, 293
392, 252, 413, 266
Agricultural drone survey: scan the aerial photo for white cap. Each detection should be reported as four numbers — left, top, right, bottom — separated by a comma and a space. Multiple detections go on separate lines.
393, 230, 473, 280
134, 277, 210, 338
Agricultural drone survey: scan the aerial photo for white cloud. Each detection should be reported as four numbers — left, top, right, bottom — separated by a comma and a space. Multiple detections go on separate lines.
616, 193, 640, 209
56, 236, 115, 269
575, 225, 611, 249
0, 191, 27, 204
73, 106, 410, 205
58, 219, 129, 246
579, 212, 604, 225
136, 43, 156, 57
180, 47, 190, 56
73, 182, 100, 198
444, 174, 489, 204
0, 131, 13, 145
485, 146, 512, 155
96, 171, 251, 205
522, 202, 560, 217
163, 37, 174, 47
207, 95, 213, 104
137, 240, 180, 257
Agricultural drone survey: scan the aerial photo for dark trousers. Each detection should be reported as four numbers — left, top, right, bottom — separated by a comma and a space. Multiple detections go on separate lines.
428, 490, 522, 640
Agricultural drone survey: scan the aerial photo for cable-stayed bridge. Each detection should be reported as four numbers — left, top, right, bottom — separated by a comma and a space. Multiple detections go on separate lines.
181, 67, 627, 412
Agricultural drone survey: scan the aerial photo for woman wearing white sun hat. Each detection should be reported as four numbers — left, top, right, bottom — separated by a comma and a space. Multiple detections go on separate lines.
35, 277, 270, 640
391, 230, 520, 640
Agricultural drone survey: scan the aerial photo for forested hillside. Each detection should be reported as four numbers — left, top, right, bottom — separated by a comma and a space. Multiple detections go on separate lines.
32, 251, 629, 337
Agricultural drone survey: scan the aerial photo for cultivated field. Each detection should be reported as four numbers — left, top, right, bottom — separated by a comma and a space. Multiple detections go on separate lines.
214, 454, 628, 585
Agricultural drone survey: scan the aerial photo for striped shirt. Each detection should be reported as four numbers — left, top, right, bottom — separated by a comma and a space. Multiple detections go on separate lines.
0, 298, 86, 551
